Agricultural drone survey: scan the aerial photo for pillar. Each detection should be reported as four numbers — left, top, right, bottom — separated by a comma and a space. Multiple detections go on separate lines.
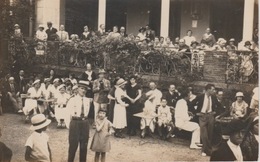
239, 0, 255, 49
160, 0, 170, 38
98, 0, 106, 29
242, 0, 255, 41
35, 0, 65, 30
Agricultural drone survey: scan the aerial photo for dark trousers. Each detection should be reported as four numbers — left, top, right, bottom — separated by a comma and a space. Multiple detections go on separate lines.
68, 119, 90, 162
199, 113, 215, 155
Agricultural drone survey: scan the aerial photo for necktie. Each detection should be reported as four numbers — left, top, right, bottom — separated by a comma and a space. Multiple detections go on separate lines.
81, 98, 84, 117
206, 96, 210, 113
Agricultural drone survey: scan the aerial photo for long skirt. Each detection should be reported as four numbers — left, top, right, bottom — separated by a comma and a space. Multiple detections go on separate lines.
55, 106, 67, 121
113, 104, 127, 129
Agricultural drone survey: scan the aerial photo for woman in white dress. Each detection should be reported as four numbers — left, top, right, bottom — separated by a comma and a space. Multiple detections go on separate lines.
113, 78, 133, 138
23, 80, 44, 121
54, 84, 70, 128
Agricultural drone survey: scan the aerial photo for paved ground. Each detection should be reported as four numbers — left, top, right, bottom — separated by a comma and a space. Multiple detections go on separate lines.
0, 114, 209, 162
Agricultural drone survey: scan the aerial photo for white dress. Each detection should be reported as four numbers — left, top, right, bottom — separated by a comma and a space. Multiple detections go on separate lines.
55, 92, 70, 122
23, 87, 43, 115
113, 87, 127, 129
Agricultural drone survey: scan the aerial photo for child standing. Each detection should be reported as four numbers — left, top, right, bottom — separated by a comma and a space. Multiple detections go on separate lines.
25, 114, 52, 162
90, 109, 113, 162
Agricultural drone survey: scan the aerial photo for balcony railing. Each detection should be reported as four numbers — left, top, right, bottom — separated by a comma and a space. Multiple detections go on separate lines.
7, 38, 258, 84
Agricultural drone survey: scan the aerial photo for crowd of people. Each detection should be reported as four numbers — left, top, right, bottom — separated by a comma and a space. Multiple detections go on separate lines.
0, 61, 259, 161
11, 22, 259, 53
1, 21, 259, 162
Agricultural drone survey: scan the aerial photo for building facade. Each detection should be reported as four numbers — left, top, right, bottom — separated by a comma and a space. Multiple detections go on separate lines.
34, 0, 258, 43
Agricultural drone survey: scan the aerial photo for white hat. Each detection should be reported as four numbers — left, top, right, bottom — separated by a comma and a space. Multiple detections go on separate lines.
53, 78, 60, 83
32, 79, 40, 86
72, 85, 78, 91
235, 92, 244, 97
116, 78, 127, 87
58, 84, 66, 90
30, 114, 51, 131
38, 24, 44, 28
44, 78, 50, 82
14, 24, 19, 27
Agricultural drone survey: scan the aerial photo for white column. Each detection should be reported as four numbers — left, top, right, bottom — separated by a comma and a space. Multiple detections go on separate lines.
242, 0, 255, 41
160, 0, 170, 38
98, 0, 106, 29
35, 0, 65, 30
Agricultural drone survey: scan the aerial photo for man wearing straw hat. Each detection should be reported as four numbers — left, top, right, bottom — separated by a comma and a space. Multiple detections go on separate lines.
93, 69, 111, 125
66, 80, 91, 162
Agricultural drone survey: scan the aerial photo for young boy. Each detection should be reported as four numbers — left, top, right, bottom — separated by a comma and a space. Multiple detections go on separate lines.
157, 99, 175, 140
25, 114, 52, 162
0, 127, 12, 162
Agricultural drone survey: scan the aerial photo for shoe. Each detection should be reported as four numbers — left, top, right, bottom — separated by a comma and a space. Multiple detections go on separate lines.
25, 116, 30, 123
141, 129, 146, 138
18, 110, 23, 114
201, 152, 207, 157
57, 123, 61, 128
195, 143, 203, 147
190, 146, 202, 150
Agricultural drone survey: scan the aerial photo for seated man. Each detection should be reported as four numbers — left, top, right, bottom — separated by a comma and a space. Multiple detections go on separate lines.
3, 77, 21, 113
175, 89, 201, 149
157, 99, 175, 140
140, 98, 157, 138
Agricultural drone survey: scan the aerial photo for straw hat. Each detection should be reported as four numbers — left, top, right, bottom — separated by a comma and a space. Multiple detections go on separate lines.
32, 79, 40, 86
58, 84, 66, 90
30, 114, 51, 131
72, 85, 78, 91
53, 78, 60, 83
229, 38, 235, 42
116, 78, 127, 87
98, 69, 106, 74
78, 80, 90, 88
235, 92, 244, 97
14, 24, 19, 28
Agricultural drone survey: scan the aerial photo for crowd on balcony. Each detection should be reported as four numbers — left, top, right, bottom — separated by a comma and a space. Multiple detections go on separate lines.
11, 22, 259, 54
0, 60, 259, 161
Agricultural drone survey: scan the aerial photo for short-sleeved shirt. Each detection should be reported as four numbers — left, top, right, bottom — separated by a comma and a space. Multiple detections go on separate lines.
25, 132, 50, 162
27, 87, 43, 98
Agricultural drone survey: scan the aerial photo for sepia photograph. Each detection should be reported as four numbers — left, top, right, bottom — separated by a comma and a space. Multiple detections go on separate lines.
0, 0, 259, 161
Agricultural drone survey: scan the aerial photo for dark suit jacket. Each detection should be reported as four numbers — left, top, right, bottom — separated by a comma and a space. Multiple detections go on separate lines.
3, 82, 19, 96
164, 91, 179, 107
210, 141, 240, 161
46, 28, 58, 41
80, 71, 97, 98
191, 94, 218, 114
15, 76, 26, 94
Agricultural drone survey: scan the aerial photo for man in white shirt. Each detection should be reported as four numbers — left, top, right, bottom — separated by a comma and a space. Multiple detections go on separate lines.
183, 30, 196, 47
210, 119, 246, 161
66, 80, 91, 162
145, 82, 162, 112
175, 89, 201, 149
56, 25, 69, 42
